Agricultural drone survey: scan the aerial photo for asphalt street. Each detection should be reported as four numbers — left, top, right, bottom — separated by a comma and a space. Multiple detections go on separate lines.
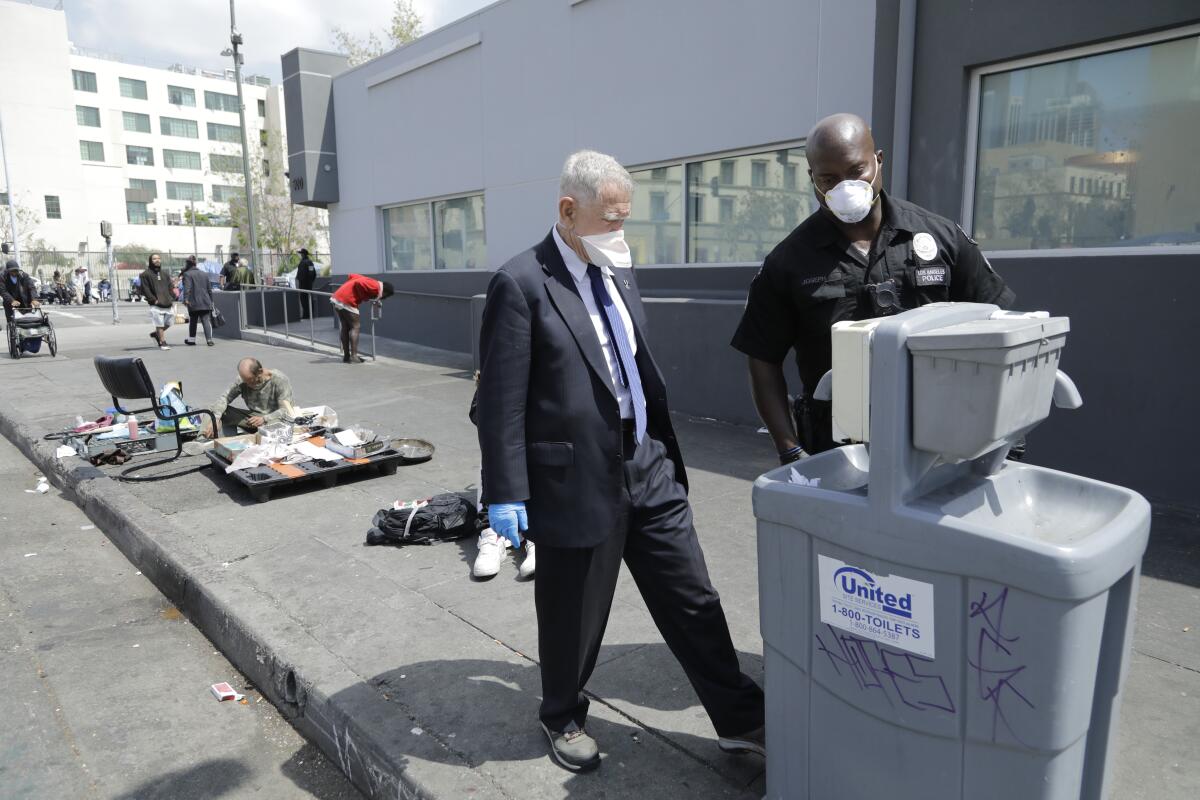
0, 371, 362, 799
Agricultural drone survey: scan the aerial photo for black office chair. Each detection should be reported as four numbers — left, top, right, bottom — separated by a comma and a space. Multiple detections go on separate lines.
93, 355, 218, 482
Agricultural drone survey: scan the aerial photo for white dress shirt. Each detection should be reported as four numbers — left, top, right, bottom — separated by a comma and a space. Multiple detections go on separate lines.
552, 225, 642, 421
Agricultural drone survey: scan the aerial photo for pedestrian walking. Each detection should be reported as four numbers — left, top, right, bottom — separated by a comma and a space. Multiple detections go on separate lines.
296, 248, 316, 319
139, 253, 174, 350
219, 252, 239, 290
180, 255, 215, 347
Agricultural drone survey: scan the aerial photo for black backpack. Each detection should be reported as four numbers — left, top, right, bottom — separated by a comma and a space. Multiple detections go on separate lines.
365, 493, 478, 546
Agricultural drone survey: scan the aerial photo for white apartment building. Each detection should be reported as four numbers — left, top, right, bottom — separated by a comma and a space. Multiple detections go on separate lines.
0, 0, 288, 261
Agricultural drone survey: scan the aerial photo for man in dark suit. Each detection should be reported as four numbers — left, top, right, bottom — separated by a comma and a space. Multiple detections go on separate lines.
477, 150, 764, 773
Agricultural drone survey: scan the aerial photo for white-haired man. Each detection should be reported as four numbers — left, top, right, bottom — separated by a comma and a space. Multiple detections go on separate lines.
477, 150, 765, 772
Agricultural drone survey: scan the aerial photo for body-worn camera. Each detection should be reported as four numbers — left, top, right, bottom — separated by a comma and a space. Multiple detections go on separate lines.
864, 278, 901, 315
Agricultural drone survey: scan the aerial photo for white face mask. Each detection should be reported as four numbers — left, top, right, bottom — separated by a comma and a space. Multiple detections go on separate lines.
820, 160, 880, 224
578, 228, 632, 269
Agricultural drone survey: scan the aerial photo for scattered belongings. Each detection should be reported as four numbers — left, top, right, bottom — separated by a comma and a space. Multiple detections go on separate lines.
206, 417, 425, 502
89, 448, 132, 466
210, 682, 245, 702
25, 476, 49, 494
365, 493, 480, 547
390, 438, 435, 465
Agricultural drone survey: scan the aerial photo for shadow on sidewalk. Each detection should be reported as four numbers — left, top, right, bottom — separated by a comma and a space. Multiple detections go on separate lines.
111, 758, 251, 800
1141, 507, 1200, 588
326, 647, 765, 799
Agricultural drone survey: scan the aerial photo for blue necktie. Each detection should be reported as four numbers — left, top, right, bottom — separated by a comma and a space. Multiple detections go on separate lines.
586, 264, 646, 444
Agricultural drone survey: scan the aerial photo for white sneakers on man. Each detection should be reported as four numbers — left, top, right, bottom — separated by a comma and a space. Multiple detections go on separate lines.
472, 529, 536, 579
472, 528, 509, 578
518, 540, 536, 580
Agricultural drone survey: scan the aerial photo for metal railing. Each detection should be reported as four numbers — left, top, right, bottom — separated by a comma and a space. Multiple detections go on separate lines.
236, 283, 377, 361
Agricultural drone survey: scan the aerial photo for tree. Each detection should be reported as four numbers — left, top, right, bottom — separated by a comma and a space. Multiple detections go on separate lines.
114, 243, 155, 268
0, 193, 43, 254
217, 131, 328, 275
331, 0, 422, 66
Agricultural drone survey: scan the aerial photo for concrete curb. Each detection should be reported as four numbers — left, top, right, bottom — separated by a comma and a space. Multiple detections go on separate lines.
0, 398, 488, 800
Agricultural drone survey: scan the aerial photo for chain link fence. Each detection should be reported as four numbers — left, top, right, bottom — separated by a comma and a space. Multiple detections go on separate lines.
13, 250, 330, 302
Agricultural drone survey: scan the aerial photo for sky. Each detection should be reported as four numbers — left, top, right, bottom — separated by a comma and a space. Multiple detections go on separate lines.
61, 0, 495, 82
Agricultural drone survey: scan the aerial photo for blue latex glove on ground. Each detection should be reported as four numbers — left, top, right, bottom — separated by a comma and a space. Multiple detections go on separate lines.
489, 502, 528, 548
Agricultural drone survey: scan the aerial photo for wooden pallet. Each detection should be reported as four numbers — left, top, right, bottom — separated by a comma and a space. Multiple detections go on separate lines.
206, 435, 405, 503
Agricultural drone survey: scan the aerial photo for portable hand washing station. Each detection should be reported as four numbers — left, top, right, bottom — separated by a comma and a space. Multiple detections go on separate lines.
753, 302, 1149, 800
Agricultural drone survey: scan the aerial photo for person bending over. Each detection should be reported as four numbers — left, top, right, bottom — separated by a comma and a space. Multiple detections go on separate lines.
330, 274, 394, 363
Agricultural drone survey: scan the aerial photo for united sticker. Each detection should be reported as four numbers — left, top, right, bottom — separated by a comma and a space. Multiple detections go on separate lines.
818, 554, 936, 658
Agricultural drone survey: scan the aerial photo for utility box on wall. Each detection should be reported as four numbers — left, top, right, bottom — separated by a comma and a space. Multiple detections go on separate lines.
281, 48, 348, 208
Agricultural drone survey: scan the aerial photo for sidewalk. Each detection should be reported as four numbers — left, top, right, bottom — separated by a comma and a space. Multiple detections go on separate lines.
1, 304, 1197, 799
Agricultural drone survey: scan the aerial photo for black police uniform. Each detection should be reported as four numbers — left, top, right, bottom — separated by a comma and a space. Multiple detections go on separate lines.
731, 191, 1015, 454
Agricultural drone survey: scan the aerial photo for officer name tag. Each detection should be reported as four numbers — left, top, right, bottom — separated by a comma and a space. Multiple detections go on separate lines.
914, 266, 948, 287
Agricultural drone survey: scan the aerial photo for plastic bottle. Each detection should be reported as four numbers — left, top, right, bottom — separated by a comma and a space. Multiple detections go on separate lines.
128, 413, 139, 440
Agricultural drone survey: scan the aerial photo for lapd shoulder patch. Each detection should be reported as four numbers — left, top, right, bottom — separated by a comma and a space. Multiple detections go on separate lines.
914, 265, 948, 287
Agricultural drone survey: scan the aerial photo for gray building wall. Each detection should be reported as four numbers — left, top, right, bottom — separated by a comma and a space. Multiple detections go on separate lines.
325, 0, 890, 275
907, 1, 1200, 507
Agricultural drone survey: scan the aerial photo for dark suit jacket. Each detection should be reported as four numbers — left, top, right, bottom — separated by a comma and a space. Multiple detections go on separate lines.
477, 230, 687, 548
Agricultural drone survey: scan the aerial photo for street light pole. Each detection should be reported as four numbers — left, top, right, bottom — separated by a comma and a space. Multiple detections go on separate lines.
0, 107, 21, 265
100, 221, 119, 325
226, 0, 260, 285
189, 199, 198, 255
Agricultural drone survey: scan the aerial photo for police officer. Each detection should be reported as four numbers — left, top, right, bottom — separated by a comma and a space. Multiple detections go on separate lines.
732, 113, 1015, 462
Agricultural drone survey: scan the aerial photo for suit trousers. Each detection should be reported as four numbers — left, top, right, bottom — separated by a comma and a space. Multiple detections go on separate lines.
534, 429, 764, 736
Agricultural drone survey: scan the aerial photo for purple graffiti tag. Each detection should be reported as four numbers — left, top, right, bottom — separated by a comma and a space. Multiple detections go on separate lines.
968, 587, 1035, 745
815, 625, 955, 714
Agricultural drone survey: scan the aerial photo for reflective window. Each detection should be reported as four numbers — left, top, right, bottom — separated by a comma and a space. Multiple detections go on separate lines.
79, 140, 104, 162
205, 91, 239, 113
126, 201, 152, 225
128, 178, 157, 200
971, 32, 1200, 249
382, 203, 433, 270
45, 195, 62, 219
257, 99, 266, 117
119, 77, 147, 100
163, 149, 201, 170
627, 165, 683, 264
433, 195, 486, 269
76, 105, 100, 127
167, 85, 195, 107
208, 122, 241, 143
209, 153, 242, 173
123, 111, 151, 133
166, 181, 204, 201
160, 116, 199, 138
72, 70, 97, 92
686, 147, 811, 263
126, 145, 154, 166
211, 184, 243, 203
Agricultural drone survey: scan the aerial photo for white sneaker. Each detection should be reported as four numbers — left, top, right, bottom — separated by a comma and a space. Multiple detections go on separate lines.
518, 540, 536, 580
472, 528, 508, 578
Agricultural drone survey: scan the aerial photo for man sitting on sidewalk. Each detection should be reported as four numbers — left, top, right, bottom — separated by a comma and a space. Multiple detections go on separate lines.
202, 357, 296, 437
